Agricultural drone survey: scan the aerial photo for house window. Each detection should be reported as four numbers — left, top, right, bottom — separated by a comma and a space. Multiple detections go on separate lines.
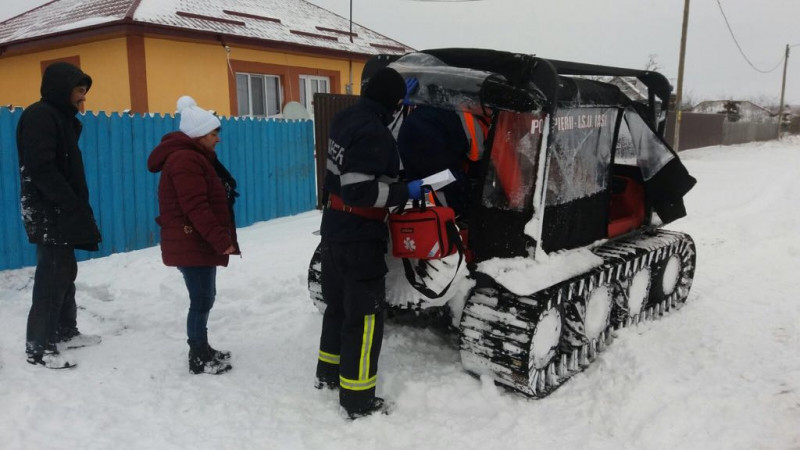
299, 75, 330, 114
41, 56, 81, 76
236, 73, 281, 117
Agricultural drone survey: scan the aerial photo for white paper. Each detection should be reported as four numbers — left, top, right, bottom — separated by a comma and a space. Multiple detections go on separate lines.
421, 169, 456, 190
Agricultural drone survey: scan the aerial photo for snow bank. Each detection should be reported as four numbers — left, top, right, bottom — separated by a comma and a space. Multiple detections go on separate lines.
1, 138, 799, 449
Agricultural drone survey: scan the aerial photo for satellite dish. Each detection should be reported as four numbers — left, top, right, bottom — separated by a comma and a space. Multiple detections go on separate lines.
282, 101, 311, 120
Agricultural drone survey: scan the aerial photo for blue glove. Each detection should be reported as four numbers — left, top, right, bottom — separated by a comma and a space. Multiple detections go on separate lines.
403, 77, 419, 105
407, 179, 424, 201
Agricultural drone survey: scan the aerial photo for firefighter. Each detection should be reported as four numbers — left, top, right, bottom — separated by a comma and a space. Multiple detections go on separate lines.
315, 67, 424, 419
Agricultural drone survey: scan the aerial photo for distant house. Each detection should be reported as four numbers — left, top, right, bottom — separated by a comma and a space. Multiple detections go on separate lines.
607, 76, 650, 103
691, 100, 775, 123
774, 104, 799, 121
778, 105, 800, 133
0, 0, 413, 116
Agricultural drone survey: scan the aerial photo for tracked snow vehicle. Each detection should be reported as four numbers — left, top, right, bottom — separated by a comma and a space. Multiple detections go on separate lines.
308, 48, 697, 398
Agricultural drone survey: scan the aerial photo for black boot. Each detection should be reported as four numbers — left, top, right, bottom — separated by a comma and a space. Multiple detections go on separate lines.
207, 343, 231, 362
314, 377, 339, 390
26, 349, 77, 370
189, 345, 231, 375
315, 362, 339, 390
344, 397, 391, 420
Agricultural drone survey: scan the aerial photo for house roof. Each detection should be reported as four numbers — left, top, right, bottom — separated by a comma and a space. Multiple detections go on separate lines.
607, 76, 649, 102
692, 100, 775, 116
0, 0, 413, 57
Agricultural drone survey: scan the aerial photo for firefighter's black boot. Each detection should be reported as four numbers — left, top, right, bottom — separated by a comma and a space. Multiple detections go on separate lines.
344, 397, 390, 420
315, 361, 339, 390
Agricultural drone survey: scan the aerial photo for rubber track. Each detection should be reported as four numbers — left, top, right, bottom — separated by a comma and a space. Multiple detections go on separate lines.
459, 229, 696, 398
307, 243, 325, 313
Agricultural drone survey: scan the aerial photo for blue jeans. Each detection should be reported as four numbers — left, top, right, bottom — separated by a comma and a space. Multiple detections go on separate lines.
178, 266, 216, 348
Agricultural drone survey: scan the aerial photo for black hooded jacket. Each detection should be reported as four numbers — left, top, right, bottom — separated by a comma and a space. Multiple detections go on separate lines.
321, 98, 409, 242
16, 62, 101, 249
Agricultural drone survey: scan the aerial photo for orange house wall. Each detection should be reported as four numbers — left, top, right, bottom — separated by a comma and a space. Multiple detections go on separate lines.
0, 35, 366, 115
143, 38, 231, 115
143, 37, 365, 116
0, 38, 131, 112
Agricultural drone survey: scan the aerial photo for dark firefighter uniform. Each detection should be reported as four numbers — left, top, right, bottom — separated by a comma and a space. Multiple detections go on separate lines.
316, 68, 409, 417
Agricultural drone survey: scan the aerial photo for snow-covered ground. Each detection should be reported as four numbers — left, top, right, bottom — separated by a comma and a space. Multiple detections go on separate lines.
1, 138, 799, 450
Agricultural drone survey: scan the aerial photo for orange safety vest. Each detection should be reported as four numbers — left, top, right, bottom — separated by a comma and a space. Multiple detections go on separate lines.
458, 111, 489, 162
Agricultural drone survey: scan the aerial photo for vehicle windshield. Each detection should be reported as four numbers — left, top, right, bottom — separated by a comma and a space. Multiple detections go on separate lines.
389, 52, 494, 115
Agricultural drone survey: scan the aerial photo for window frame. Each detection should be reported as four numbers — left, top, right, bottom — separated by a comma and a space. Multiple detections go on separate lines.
299, 75, 331, 114
235, 72, 283, 118
227, 59, 341, 117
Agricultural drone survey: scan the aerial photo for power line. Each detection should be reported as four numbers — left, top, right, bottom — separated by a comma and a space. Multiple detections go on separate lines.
714, 0, 785, 74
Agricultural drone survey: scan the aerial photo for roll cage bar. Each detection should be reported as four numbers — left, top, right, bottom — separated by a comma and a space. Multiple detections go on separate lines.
364, 48, 673, 136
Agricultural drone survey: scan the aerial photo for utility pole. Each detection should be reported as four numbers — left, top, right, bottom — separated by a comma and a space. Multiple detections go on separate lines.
673, 0, 691, 151
346, 0, 354, 94
777, 44, 790, 139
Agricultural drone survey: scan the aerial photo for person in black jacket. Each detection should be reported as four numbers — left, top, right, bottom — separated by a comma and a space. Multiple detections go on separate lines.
315, 68, 424, 419
398, 105, 477, 219
16, 62, 102, 370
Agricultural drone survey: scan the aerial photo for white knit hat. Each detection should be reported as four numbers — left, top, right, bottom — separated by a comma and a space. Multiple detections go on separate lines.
177, 95, 221, 138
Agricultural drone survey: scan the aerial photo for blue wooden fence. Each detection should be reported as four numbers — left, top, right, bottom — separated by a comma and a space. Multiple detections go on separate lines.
0, 107, 316, 270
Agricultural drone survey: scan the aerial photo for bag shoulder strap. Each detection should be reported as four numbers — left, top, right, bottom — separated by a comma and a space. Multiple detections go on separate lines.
401, 220, 464, 299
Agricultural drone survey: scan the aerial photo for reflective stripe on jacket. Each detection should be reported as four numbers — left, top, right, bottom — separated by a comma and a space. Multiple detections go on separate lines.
458, 111, 489, 162
321, 98, 410, 242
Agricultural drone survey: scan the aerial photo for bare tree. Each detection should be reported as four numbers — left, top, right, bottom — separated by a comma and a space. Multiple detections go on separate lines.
644, 54, 662, 72
745, 94, 779, 110
679, 89, 695, 111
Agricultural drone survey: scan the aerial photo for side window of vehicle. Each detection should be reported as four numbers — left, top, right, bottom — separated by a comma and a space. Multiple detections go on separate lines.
545, 108, 617, 206
623, 108, 675, 181
481, 111, 543, 210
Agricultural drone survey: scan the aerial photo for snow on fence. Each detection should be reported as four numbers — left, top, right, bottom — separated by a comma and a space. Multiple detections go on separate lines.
0, 107, 316, 270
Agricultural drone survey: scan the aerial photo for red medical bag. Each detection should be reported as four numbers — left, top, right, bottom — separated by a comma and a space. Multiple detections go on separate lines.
388, 205, 457, 259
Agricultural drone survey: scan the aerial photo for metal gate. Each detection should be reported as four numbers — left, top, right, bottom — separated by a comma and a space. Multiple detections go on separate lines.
312, 93, 359, 208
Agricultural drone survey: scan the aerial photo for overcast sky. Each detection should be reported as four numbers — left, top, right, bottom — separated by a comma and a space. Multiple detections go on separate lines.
2, 0, 799, 105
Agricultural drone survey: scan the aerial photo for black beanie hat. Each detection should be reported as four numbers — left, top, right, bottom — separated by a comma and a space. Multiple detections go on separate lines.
362, 67, 406, 112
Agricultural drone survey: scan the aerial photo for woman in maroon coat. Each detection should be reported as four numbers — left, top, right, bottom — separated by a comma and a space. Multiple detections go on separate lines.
148, 96, 240, 375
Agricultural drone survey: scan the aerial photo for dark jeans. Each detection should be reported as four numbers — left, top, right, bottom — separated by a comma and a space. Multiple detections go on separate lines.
26, 245, 78, 355
178, 266, 217, 349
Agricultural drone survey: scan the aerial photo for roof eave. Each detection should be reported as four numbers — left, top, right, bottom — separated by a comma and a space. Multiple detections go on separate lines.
0, 20, 403, 60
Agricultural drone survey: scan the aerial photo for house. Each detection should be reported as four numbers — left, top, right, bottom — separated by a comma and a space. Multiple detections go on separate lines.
691, 100, 775, 123
777, 104, 800, 133
607, 75, 670, 120
608, 76, 650, 103
0, 0, 413, 116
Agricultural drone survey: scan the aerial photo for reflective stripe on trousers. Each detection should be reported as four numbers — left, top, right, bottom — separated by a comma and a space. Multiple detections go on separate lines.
318, 350, 340, 365
340, 314, 377, 391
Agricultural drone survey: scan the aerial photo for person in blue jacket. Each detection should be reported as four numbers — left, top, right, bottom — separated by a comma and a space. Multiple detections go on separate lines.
315, 67, 423, 419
